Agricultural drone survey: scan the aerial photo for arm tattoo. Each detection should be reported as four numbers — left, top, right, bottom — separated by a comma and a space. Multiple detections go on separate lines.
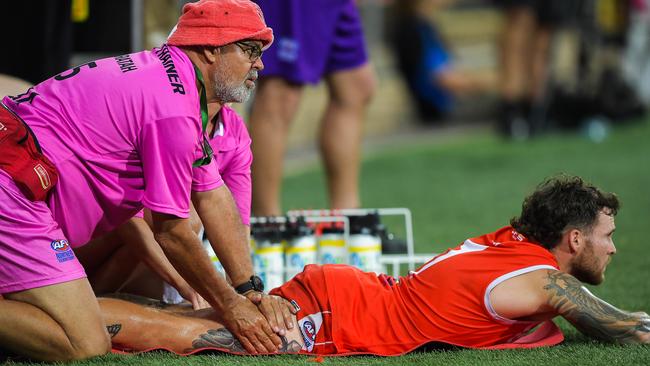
188, 328, 302, 353
106, 324, 122, 339
190, 328, 246, 353
280, 335, 303, 353
544, 271, 650, 344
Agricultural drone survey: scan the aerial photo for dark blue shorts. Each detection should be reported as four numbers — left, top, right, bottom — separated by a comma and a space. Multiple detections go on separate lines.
255, 0, 369, 84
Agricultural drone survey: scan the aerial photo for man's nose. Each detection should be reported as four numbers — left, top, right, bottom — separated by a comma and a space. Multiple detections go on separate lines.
253, 57, 264, 71
609, 241, 617, 255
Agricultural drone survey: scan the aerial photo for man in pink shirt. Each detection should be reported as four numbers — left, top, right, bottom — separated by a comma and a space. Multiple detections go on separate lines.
0, 0, 291, 361
75, 103, 256, 309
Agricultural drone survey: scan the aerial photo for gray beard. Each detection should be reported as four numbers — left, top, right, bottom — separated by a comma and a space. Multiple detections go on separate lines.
213, 70, 256, 104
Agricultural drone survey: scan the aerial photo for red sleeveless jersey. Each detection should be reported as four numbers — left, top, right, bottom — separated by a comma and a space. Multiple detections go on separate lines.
271, 226, 560, 355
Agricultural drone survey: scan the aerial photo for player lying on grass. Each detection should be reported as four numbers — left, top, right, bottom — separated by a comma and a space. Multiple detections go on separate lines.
100, 175, 650, 355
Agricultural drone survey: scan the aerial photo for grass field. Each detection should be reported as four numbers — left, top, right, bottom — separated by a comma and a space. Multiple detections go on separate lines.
8, 120, 650, 365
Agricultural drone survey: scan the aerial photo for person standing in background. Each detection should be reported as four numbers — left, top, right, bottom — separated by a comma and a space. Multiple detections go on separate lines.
249, 0, 376, 216
494, 0, 566, 139
390, 0, 497, 124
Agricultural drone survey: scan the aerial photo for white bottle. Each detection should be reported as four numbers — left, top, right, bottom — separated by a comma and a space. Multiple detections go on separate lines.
252, 223, 285, 291
318, 225, 347, 265
348, 227, 382, 273
285, 218, 317, 281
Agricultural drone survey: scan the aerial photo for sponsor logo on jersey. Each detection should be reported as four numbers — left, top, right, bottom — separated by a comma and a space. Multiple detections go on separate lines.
51, 239, 75, 263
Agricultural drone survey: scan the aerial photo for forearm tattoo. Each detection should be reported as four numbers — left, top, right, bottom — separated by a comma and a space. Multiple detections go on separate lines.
544, 271, 650, 344
188, 328, 302, 353
107, 324, 122, 339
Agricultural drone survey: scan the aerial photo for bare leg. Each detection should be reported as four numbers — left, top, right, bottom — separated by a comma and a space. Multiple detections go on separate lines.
321, 63, 376, 209
499, 7, 536, 101
99, 296, 304, 354
0, 279, 111, 361
249, 77, 304, 216
75, 232, 142, 295
530, 26, 553, 103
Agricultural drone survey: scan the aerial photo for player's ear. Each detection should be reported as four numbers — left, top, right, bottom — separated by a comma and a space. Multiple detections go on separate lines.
567, 228, 582, 254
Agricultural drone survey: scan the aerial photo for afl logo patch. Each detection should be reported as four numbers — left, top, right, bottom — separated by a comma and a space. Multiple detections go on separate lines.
51, 239, 70, 252
298, 313, 323, 352
51, 239, 75, 263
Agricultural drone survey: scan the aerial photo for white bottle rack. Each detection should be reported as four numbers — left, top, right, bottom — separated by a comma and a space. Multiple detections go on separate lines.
250, 208, 436, 278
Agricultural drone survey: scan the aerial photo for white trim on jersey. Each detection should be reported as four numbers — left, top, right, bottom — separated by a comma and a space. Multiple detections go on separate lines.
483, 265, 558, 324
411, 239, 488, 275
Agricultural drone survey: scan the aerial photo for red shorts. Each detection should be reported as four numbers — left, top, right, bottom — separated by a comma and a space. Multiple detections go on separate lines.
270, 264, 336, 354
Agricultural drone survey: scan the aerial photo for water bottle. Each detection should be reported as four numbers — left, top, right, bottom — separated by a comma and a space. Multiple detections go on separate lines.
318, 223, 347, 265
285, 216, 317, 280
348, 214, 382, 273
252, 219, 285, 291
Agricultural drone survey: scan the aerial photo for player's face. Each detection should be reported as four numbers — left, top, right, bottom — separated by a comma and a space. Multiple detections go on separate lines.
571, 210, 617, 285
212, 41, 264, 103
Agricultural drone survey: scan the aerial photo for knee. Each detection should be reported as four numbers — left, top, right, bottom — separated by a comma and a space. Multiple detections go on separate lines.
357, 71, 378, 105
330, 69, 377, 109
64, 332, 111, 361
252, 77, 303, 124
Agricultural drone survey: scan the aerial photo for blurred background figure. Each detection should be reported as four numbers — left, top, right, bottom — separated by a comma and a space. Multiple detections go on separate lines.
248, 0, 377, 216
623, 0, 650, 106
493, 0, 567, 140
389, 0, 497, 124
543, 0, 645, 140
1, 0, 647, 170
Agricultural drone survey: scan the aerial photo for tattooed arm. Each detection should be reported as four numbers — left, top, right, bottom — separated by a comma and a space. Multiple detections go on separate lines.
543, 270, 650, 344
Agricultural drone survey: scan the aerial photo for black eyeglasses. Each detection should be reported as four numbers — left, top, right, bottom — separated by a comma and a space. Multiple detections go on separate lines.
234, 41, 263, 62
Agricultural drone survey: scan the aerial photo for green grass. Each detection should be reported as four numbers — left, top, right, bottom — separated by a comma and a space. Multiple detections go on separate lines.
8, 120, 650, 365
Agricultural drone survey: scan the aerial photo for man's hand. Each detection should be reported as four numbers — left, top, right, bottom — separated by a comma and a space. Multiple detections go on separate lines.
245, 292, 298, 336
219, 293, 283, 354
180, 288, 210, 310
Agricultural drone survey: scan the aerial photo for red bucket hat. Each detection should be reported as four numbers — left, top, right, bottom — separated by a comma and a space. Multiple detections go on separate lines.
168, 0, 273, 49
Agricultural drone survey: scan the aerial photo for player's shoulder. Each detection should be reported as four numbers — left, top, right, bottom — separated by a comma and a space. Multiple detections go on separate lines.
489, 268, 561, 321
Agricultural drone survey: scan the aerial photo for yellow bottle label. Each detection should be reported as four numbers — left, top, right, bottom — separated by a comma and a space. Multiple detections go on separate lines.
348, 245, 381, 253
255, 246, 284, 255
319, 239, 345, 247
286, 246, 317, 254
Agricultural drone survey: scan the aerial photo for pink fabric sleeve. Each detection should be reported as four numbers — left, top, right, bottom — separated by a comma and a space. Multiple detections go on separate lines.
139, 116, 201, 218
192, 159, 224, 192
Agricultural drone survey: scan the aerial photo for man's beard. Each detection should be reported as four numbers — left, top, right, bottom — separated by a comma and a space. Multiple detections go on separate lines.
571, 240, 604, 285
212, 69, 257, 103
